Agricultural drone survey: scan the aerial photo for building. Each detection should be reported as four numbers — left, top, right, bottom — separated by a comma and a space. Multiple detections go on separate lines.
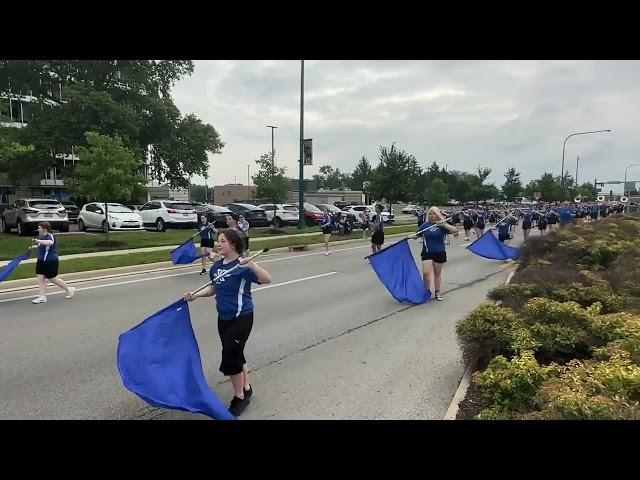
213, 184, 258, 206
300, 189, 364, 206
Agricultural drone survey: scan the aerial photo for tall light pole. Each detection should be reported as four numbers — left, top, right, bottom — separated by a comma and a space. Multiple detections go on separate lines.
562, 129, 611, 185
247, 164, 251, 201
297, 60, 305, 229
624, 163, 640, 213
267, 125, 278, 172
575, 156, 579, 189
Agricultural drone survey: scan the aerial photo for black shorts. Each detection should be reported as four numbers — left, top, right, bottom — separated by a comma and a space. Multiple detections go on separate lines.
498, 233, 510, 242
217, 312, 254, 376
243, 237, 249, 251
322, 227, 333, 235
463, 221, 473, 230
538, 224, 547, 230
547, 219, 557, 225
371, 230, 384, 245
36, 260, 59, 279
476, 224, 485, 230
421, 251, 447, 263
200, 238, 215, 248
522, 221, 531, 230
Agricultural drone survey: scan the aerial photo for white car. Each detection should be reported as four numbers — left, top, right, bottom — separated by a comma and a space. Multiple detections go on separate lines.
344, 205, 394, 224
138, 199, 198, 232
257, 203, 300, 228
402, 204, 420, 215
78, 203, 144, 232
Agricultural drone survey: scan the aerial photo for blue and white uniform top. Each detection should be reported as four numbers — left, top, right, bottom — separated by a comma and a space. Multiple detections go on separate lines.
522, 211, 534, 223
474, 211, 486, 227
497, 219, 511, 236
320, 213, 333, 228
38, 233, 58, 262
417, 221, 447, 253
210, 258, 262, 321
372, 211, 384, 231
198, 223, 216, 240
238, 219, 250, 236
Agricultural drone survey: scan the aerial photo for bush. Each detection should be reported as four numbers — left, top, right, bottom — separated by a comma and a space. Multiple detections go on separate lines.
534, 355, 640, 420
473, 352, 553, 418
522, 297, 600, 329
456, 304, 538, 367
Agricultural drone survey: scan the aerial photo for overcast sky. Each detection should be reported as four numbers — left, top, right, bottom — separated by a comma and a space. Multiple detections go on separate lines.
171, 60, 640, 194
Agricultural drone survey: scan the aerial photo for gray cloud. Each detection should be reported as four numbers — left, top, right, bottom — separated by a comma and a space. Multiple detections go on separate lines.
171, 60, 640, 193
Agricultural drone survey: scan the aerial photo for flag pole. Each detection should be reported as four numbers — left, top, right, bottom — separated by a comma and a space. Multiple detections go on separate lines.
192, 248, 270, 295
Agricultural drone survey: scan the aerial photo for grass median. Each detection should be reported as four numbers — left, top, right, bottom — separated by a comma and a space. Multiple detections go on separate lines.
0, 225, 326, 260
5, 224, 419, 281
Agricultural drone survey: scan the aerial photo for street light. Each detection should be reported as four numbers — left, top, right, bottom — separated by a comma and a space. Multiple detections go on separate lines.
562, 129, 611, 185
624, 163, 640, 212
267, 125, 278, 172
247, 164, 251, 201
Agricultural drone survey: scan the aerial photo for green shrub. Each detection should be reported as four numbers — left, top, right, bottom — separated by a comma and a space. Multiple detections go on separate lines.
522, 297, 599, 329
534, 356, 640, 419
529, 323, 598, 360
456, 304, 538, 366
473, 352, 552, 418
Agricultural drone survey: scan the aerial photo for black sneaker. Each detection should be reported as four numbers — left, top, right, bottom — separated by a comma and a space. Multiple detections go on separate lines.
244, 385, 253, 400
200, 268, 207, 275
229, 395, 250, 417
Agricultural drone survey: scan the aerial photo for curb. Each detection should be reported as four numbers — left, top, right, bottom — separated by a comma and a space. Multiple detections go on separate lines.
443, 265, 516, 420
0, 231, 415, 292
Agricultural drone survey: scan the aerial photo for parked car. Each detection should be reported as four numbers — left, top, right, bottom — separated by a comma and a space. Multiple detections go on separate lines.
137, 200, 198, 232
402, 204, 420, 215
60, 200, 80, 223
223, 203, 269, 227
301, 202, 326, 227
315, 204, 357, 226
125, 204, 142, 212
333, 201, 349, 210
77, 203, 144, 232
344, 205, 394, 225
195, 203, 234, 228
257, 203, 299, 228
1, 198, 69, 235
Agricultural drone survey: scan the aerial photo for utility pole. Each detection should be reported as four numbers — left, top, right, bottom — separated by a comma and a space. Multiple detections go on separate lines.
297, 60, 305, 229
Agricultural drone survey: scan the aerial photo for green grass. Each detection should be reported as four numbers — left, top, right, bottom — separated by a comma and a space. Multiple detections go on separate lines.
0, 223, 414, 260
4, 224, 418, 281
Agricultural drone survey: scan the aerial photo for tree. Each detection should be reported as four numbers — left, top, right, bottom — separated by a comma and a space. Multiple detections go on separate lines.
0, 60, 224, 187
368, 143, 422, 208
189, 184, 214, 203
348, 156, 372, 191
66, 132, 145, 240
502, 167, 523, 200
576, 182, 598, 200
524, 172, 571, 202
0, 127, 34, 183
252, 150, 290, 210
314, 164, 349, 190
424, 178, 449, 206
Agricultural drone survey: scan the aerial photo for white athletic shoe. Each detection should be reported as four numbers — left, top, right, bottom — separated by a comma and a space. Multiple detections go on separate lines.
32, 296, 47, 304
65, 287, 77, 299
325, 251, 331, 256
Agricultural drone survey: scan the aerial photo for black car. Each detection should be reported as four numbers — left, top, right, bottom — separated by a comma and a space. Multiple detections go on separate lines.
60, 200, 80, 223
195, 204, 234, 228
223, 203, 269, 227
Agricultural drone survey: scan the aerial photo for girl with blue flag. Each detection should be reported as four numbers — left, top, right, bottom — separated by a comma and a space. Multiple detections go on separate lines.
537, 210, 549, 236
520, 208, 533, 240
496, 211, 512, 243
474, 209, 486, 239
184, 228, 272, 417
320, 210, 333, 256
370, 204, 385, 254
461, 208, 473, 241
411, 206, 458, 301
30, 221, 76, 304
197, 214, 217, 275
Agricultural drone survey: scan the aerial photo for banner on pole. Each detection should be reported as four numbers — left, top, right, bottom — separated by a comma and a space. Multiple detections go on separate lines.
303, 138, 313, 166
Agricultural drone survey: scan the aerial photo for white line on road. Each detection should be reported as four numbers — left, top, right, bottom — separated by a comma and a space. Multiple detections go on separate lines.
0, 270, 340, 305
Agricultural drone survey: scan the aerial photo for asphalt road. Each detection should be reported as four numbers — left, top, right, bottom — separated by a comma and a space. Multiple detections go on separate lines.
0, 227, 519, 420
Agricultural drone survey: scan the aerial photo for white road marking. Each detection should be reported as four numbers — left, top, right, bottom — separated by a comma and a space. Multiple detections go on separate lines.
0, 270, 340, 304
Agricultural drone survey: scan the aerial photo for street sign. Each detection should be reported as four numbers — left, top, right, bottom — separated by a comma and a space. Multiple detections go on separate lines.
303, 138, 313, 166
533, 191, 542, 200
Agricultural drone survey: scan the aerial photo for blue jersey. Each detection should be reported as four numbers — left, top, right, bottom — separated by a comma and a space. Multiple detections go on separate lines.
475, 212, 486, 227
210, 258, 261, 321
497, 221, 510, 236
320, 213, 333, 228
38, 233, 58, 262
522, 212, 533, 222
418, 221, 448, 253
198, 223, 215, 240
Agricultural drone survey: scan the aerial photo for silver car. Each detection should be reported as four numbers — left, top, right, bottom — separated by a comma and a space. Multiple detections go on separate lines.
1, 198, 70, 236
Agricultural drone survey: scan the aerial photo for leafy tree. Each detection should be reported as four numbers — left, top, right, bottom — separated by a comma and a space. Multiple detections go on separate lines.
368, 143, 422, 208
252, 150, 290, 209
502, 167, 523, 200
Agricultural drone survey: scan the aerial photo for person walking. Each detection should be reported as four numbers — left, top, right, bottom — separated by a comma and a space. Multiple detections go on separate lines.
30, 222, 76, 304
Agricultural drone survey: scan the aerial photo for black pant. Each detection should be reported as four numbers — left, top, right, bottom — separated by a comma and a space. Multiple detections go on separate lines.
217, 313, 254, 376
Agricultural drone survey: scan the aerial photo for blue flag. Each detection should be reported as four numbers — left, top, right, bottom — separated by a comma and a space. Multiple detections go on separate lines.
0, 251, 31, 283
171, 240, 202, 265
368, 239, 430, 304
558, 208, 573, 222
467, 230, 519, 261
117, 299, 235, 420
